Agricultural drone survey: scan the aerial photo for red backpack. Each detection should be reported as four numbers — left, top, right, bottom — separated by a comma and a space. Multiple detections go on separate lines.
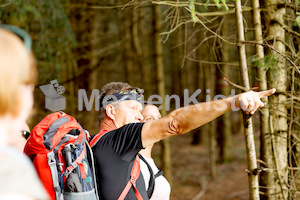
24, 112, 99, 200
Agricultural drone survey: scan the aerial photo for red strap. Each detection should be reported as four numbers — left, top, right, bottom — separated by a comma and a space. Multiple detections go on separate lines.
89, 129, 108, 147
79, 163, 86, 179
118, 155, 143, 200
66, 145, 86, 178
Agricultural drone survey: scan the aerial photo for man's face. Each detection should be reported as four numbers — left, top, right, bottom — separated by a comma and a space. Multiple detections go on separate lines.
114, 100, 143, 127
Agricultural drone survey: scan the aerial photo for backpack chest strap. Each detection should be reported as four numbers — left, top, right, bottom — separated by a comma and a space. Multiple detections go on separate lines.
118, 155, 143, 200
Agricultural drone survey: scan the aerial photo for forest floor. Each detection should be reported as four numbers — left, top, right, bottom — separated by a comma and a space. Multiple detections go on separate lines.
152, 129, 252, 200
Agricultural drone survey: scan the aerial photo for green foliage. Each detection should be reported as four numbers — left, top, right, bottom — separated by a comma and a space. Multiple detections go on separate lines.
295, 12, 300, 27
1, 0, 76, 83
251, 54, 280, 77
0, 0, 41, 28
32, 0, 76, 81
189, 0, 229, 21
189, 0, 198, 22
205, 0, 229, 11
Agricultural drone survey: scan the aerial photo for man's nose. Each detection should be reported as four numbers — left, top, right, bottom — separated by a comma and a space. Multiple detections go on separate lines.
136, 112, 143, 122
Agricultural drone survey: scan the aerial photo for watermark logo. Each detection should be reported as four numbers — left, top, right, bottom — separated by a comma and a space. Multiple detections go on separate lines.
78, 88, 239, 112
39, 80, 66, 112
40, 81, 239, 112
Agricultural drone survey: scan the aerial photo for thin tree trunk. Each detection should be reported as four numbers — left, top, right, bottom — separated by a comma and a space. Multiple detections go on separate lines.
235, 1, 260, 199
193, 32, 209, 145
178, 23, 188, 98
219, 14, 233, 163
204, 65, 217, 179
252, 0, 275, 198
153, 4, 172, 185
88, 7, 101, 134
138, 5, 152, 97
263, 0, 288, 199
122, 11, 135, 85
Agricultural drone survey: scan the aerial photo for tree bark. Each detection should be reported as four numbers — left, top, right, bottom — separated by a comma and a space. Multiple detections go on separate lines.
121, 10, 135, 85
153, 4, 172, 185
204, 65, 217, 179
252, 0, 275, 199
88, 5, 101, 134
137, 4, 152, 97
219, 14, 233, 163
235, 1, 260, 199
262, 0, 288, 199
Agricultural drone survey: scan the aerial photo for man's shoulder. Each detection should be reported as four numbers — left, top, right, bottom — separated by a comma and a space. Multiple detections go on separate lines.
115, 122, 145, 132
98, 123, 145, 138
92, 123, 145, 156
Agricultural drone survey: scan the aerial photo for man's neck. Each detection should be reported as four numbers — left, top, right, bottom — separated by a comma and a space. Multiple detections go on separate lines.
99, 119, 118, 132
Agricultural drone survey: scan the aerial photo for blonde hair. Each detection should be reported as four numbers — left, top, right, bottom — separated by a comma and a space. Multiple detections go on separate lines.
0, 28, 37, 117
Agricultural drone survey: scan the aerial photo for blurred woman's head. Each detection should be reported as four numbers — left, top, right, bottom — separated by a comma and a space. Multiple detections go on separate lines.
0, 26, 36, 146
0, 27, 36, 119
142, 104, 161, 122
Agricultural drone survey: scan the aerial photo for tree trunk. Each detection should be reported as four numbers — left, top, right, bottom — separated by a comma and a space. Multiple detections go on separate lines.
88, 6, 101, 134
152, 4, 172, 185
121, 10, 135, 85
192, 62, 206, 145
204, 65, 217, 179
219, 14, 233, 163
178, 21, 188, 99
263, 0, 288, 199
252, 0, 275, 198
235, 1, 260, 199
138, 4, 152, 97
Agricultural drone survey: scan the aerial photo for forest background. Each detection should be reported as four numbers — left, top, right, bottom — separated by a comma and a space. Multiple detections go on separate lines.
1, 0, 300, 199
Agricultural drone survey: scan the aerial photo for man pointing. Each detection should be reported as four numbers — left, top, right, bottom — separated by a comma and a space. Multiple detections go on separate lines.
91, 82, 275, 200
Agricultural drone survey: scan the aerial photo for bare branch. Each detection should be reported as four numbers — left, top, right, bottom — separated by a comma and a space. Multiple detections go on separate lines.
160, 19, 194, 36
0, 0, 11, 7
189, 14, 236, 46
191, 178, 207, 200
275, 20, 300, 38
224, 190, 249, 200
152, 1, 253, 9
223, 77, 248, 92
194, 7, 252, 17
185, 56, 240, 66
89, 1, 144, 9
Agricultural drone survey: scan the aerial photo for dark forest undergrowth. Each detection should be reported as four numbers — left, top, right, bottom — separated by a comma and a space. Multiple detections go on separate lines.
152, 129, 252, 200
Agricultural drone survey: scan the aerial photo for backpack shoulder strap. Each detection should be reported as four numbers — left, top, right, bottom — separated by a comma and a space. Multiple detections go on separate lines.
138, 154, 155, 199
89, 129, 108, 147
47, 151, 61, 200
118, 155, 143, 200
154, 170, 163, 178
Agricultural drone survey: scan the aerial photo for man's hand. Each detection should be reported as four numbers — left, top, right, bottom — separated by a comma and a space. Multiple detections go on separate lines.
236, 88, 276, 114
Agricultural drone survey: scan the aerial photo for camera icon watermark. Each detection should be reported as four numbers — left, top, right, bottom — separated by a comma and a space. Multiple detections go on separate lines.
39, 80, 66, 112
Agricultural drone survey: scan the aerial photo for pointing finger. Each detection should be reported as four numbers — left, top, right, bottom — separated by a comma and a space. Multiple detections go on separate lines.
239, 96, 251, 112
257, 88, 276, 98
250, 97, 262, 114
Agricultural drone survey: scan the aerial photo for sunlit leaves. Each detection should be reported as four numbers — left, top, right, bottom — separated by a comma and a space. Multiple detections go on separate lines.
295, 12, 300, 27
188, 0, 230, 22
205, 0, 229, 11
189, 0, 198, 22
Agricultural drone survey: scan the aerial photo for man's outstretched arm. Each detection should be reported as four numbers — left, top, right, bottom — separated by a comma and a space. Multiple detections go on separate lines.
141, 89, 276, 147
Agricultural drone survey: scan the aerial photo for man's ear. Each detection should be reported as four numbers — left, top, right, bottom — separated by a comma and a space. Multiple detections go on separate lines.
105, 104, 116, 120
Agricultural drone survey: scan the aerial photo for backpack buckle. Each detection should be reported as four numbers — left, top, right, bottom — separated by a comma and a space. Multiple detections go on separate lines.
130, 174, 137, 183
